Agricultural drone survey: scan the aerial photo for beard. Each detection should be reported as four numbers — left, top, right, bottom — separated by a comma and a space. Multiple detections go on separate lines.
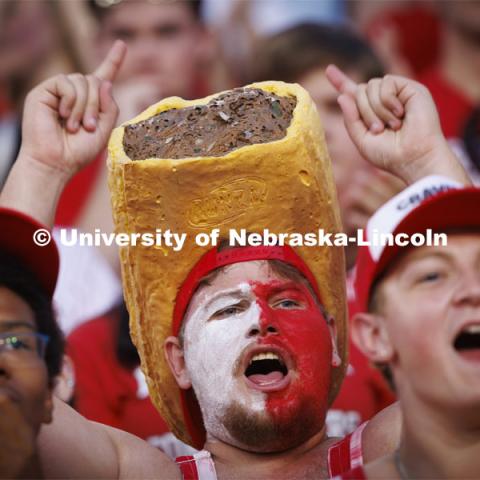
221, 395, 324, 453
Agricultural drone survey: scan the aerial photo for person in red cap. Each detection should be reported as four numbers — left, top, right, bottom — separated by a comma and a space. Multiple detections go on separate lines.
0, 207, 64, 478
335, 179, 480, 480
0, 43, 473, 478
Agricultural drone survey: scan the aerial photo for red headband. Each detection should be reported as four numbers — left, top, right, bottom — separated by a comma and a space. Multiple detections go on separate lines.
172, 245, 322, 335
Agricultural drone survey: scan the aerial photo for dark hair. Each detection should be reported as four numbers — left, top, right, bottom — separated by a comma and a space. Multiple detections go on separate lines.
88, 0, 203, 22
252, 23, 384, 84
0, 253, 64, 386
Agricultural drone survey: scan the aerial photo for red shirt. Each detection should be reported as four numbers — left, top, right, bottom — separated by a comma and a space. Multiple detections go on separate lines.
55, 152, 105, 226
67, 313, 170, 440
418, 68, 474, 139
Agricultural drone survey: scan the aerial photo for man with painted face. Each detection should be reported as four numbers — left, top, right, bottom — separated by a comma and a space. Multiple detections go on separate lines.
0, 43, 472, 477
163, 244, 342, 467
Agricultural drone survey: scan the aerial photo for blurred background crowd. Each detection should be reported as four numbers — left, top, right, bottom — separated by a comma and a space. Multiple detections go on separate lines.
1, 0, 479, 458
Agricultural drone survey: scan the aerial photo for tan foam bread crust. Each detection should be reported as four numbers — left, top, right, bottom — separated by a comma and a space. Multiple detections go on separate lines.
108, 81, 347, 446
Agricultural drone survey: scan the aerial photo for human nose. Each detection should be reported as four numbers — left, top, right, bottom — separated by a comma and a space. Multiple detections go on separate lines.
453, 270, 480, 306
247, 303, 279, 337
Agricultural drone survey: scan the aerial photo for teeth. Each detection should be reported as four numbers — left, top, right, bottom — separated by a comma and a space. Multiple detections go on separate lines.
464, 325, 480, 334
250, 352, 280, 364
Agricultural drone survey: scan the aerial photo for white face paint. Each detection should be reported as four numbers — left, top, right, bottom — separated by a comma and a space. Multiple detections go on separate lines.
182, 263, 271, 442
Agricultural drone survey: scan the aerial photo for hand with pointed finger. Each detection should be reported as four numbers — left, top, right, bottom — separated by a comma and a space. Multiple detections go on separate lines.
18, 40, 127, 180
325, 65, 471, 185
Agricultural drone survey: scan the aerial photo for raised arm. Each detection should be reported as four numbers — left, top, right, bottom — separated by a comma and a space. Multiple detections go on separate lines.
39, 398, 179, 479
0, 41, 127, 227
1, 41, 181, 479
325, 65, 471, 186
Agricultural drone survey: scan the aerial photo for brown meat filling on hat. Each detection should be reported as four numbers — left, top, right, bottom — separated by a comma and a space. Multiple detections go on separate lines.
123, 88, 296, 160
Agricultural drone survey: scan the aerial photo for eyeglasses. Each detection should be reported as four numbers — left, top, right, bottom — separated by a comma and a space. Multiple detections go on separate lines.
0, 332, 49, 360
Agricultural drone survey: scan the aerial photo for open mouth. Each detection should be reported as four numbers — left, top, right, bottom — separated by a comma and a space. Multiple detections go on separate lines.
244, 350, 291, 392
454, 324, 480, 361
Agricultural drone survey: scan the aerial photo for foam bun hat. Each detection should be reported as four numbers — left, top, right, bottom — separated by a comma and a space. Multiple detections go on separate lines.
108, 81, 347, 448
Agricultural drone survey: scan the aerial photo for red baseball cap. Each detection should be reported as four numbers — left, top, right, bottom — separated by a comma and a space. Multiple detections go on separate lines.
354, 175, 480, 313
0, 207, 59, 298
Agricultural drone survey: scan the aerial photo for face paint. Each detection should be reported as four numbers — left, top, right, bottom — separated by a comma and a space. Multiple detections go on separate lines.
182, 261, 334, 449
183, 280, 267, 444
251, 281, 333, 429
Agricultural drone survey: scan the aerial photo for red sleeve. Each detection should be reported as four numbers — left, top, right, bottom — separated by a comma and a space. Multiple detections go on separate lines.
66, 315, 124, 428
418, 69, 473, 139
67, 314, 171, 440
55, 151, 105, 226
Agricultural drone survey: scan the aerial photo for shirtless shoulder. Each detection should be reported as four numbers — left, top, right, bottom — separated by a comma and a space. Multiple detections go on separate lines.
111, 425, 181, 479
361, 402, 401, 462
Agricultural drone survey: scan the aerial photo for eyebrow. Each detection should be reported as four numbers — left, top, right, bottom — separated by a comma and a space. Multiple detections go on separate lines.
202, 287, 250, 311
202, 281, 307, 309
0, 320, 36, 332
266, 281, 305, 295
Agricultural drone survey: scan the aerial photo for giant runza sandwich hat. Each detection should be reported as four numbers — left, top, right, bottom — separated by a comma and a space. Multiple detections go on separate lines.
354, 175, 480, 313
108, 82, 347, 448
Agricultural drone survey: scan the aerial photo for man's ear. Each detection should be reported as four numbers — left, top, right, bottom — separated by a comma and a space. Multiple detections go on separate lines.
164, 336, 192, 390
326, 315, 342, 367
351, 312, 394, 363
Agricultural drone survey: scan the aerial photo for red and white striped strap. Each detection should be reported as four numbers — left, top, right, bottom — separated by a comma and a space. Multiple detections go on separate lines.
176, 450, 217, 480
327, 421, 368, 477
349, 421, 367, 469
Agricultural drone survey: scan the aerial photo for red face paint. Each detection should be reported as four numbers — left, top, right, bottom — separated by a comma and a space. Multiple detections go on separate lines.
251, 280, 333, 427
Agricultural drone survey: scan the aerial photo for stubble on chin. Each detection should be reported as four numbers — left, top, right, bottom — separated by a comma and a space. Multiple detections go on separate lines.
222, 398, 321, 453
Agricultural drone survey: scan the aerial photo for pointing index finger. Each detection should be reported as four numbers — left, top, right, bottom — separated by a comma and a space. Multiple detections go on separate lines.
325, 64, 358, 96
93, 40, 127, 82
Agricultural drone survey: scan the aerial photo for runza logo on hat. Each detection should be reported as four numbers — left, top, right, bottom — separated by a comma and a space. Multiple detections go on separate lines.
354, 175, 480, 313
